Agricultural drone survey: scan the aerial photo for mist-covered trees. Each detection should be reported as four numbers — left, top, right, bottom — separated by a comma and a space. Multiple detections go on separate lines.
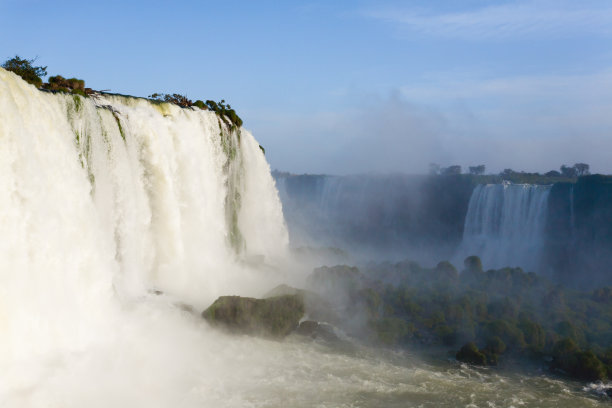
429, 164, 463, 175
308, 258, 612, 382
469, 165, 485, 175
573, 163, 590, 176
2, 55, 47, 87
560, 165, 577, 178
426, 162, 595, 181
442, 165, 462, 175
559, 163, 590, 178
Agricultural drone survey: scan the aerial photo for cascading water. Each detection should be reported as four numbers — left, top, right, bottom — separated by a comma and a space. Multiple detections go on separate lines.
274, 173, 472, 263
1, 70, 606, 407
0, 68, 290, 401
274, 174, 422, 253
456, 182, 551, 272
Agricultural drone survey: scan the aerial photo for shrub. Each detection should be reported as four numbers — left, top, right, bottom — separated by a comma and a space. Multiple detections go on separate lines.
72, 88, 87, 97
2, 55, 47, 87
573, 351, 607, 381
435, 261, 458, 281
149, 93, 193, 108
481, 320, 526, 350
555, 321, 585, 345
485, 336, 507, 354
67, 77, 85, 90
456, 342, 487, 365
552, 339, 606, 381
464, 256, 483, 273
441, 165, 462, 175
435, 325, 457, 345
193, 100, 206, 109
43, 75, 89, 95
552, 338, 579, 370
469, 165, 485, 175
205, 99, 243, 129
519, 319, 546, 351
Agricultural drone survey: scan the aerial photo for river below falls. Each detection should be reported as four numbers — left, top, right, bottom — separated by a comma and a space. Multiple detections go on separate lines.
1, 300, 608, 408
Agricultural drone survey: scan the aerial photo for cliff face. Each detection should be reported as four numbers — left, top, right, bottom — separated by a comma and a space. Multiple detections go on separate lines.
0, 68, 289, 358
276, 172, 612, 287
275, 173, 476, 262
545, 176, 612, 287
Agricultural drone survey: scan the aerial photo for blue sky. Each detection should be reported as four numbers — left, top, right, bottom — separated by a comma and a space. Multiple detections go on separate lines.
1, 0, 611, 174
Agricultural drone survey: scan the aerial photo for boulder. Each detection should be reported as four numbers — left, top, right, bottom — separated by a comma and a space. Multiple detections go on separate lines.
264, 284, 302, 298
264, 284, 340, 325
294, 320, 339, 342
202, 294, 304, 338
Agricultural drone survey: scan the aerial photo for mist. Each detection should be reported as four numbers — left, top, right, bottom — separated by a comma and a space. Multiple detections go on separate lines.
252, 77, 612, 176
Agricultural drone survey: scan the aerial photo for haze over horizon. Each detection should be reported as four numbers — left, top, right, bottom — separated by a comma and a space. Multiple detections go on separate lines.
1, 0, 611, 175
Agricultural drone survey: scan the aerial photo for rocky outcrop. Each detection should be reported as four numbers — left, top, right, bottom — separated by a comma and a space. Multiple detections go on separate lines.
202, 294, 304, 338
264, 284, 340, 325
294, 320, 339, 342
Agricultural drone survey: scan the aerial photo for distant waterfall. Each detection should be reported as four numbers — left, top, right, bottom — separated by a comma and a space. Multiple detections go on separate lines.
457, 182, 551, 272
274, 174, 421, 252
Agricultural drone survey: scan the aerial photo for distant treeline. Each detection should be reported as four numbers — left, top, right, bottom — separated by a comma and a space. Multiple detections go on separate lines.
429, 162, 594, 184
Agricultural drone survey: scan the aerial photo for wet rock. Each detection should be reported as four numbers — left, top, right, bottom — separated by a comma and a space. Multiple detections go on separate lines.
176, 302, 196, 314
264, 284, 340, 325
202, 294, 304, 338
295, 320, 339, 342
264, 284, 302, 298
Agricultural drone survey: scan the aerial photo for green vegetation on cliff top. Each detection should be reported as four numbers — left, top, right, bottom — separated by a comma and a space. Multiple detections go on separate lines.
2, 55, 244, 130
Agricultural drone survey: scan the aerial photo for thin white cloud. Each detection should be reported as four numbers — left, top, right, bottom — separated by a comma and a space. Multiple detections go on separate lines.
251, 69, 612, 175
365, 1, 612, 39
400, 69, 612, 105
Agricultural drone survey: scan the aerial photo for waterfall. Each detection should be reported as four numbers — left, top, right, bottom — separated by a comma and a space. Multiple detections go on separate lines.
0, 68, 288, 364
570, 184, 576, 234
273, 173, 438, 261
457, 182, 551, 272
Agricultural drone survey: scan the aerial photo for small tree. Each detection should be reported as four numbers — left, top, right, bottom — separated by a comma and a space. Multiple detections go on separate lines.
2, 55, 47, 87
149, 93, 193, 108
442, 165, 462, 175
469, 165, 485, 175
560, 165, 577, 178
574, 163, 590, 177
